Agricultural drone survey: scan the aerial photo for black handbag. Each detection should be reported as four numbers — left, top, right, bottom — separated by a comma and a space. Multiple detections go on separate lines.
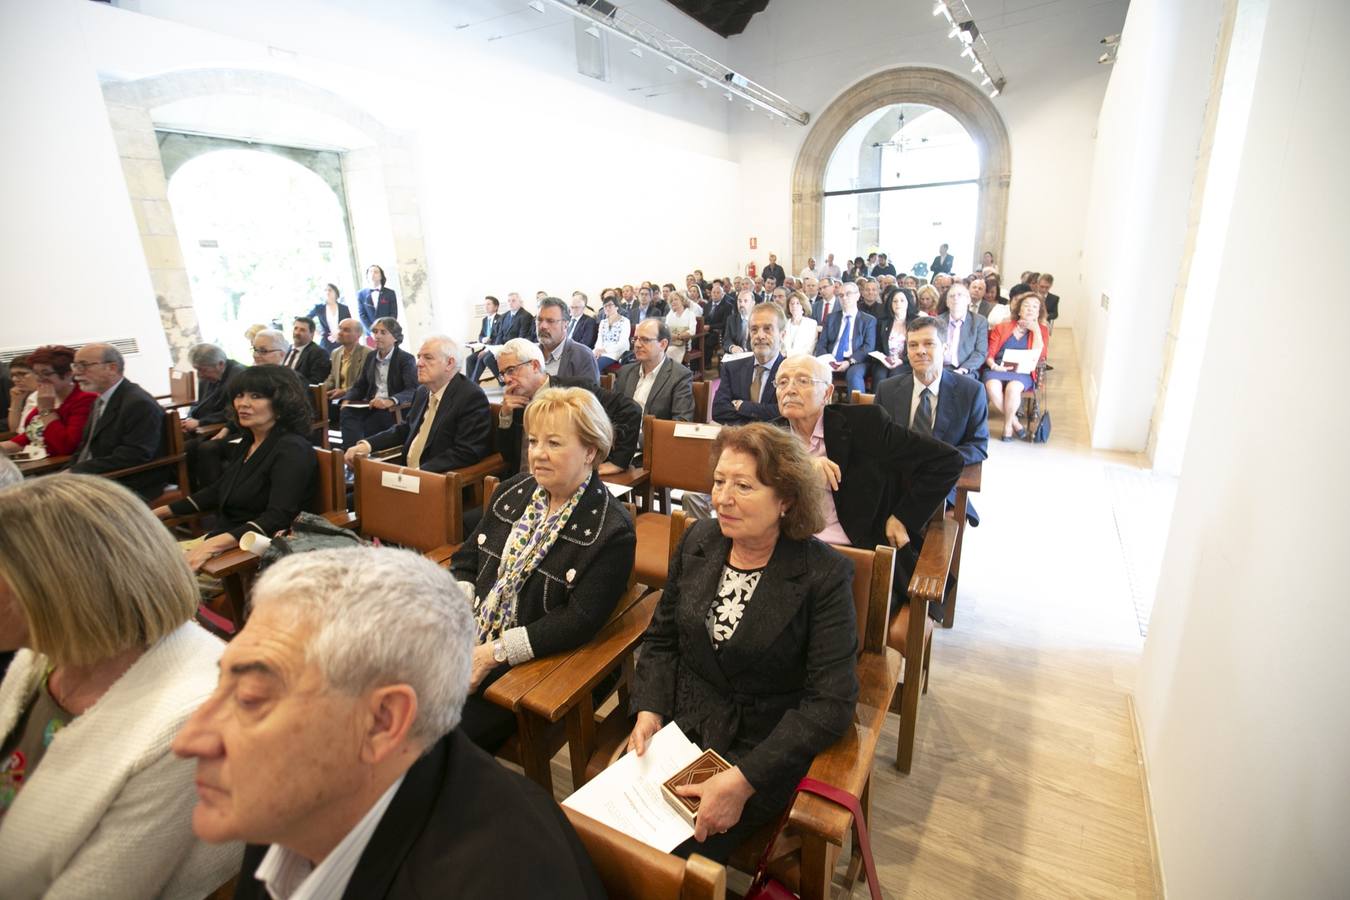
1033, 411, 1052, 443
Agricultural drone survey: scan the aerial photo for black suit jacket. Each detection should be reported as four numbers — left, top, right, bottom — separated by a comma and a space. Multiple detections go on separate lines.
365, 373, 491, 473
875, 369, 989, 525
624, 301, 668, 329
614, 359, 694, 423
632, 520, 858, 811
761, 263, 786, 285
930, 254, 953, 276
306, 301, 352, 351
565, 314, 599, 349
288, 342, 331, 386
497, 308, 536, 343
451, 471, 636, 661
1044, 292, 1060, 321
187, 360, 246, 427
357, 287, 397, 331
712, 354, 783, 425
69, 379, 167, 499
721, 308, 751, 350
232, 729, 604, 900
498, 376, 640, 474
814, 308, 877, 361
347, 346, 418, 406
169, 429, 316, 540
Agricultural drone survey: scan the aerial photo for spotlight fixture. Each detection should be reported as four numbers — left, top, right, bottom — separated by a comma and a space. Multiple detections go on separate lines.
698, 79, 707, 88
665, 63, 677, 74
527, 0, 545, 13
936, 1, 1006, 100
629, 45, 642, 57
584, 24, 599, 38
724, 91, 733, 101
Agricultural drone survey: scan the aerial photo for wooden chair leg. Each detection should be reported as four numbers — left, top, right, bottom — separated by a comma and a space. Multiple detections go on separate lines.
565, 697, 598, 791
840, 776, 871, 890
942, 513, 967, 629
922, 632, 933, 695
797, 832, 841, 900
895, 652, 924, 774
515, 710, 555, 793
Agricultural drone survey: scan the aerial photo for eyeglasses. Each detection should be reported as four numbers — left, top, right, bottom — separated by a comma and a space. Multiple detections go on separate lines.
500, 361, 533, 379
252, 346, 283, 356
633, 336, 663, 345
70, 361, 109, 371
774, 375, 829, 390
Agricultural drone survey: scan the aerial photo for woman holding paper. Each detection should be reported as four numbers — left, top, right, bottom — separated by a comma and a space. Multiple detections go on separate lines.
626, 423, 859, 861
983, 292, 1050, 440
154, 365, 317, 571
781, 292, 818, 358
868, 287, 912, 387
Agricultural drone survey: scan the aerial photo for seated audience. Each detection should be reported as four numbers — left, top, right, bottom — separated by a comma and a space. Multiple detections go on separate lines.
593, 296, 632, 373
306, 283, 351, 351
783, 291, 819, 357
933, 273, 954, 312
937, 283, 989, 376
664, 291, 698, 365
339, 317, 417, 449
982, 250, 997, 270
713, 302, 786, 426
463, 295, 502, 379
626, 423, 858, 861
356, 263, 397, 334
616, 319, 695, 453
495, 339, 639, 475
814, 281, 876, 393
1037, 273, 1061, 328
182, 343, 245, 436
536, 296, 599, 383
810, 277, 838, 323
869, 286, 912, 387
915, 284, 942, 317
5, 355, 35, 434
0, 345, 95, 458
248, 328, 289, 369
774, 354, 964, 596
858, 278, 884, 320
721, 289, 757, 356
566, 292, 598, 348
156, 365, 318, 572
967, 271, 988, 313
469, 292, 534, 384
345, 336, 491, 473
0, 475, 240, 897
979, 273, 1006, 323
984, 292, 1050, 440
174, 546, 604, 899
876, 314, 990, 535
323, 317, 372, 417
69, 342, 167, 500
625, 286, 667, 327
450, 388, 636, 752
284, 316, 332, 385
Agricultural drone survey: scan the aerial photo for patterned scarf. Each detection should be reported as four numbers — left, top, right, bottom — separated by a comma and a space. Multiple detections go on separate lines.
474, 476, 591, 642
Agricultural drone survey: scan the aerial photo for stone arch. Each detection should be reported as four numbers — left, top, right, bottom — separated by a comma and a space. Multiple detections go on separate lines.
791, 66, 1011, 275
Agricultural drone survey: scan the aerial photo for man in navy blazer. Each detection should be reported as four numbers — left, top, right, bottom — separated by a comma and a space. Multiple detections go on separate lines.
340, 317, 418, 448
875, 315, 989, 525
713, 302, 785, 425
566, 292, 599, 348
357, 264, 398, 334
814, 281, 876, 393
463, 295, 503, 382
346, 336, 492, 474
470, 292, 534, 383
936, 284, 989, 376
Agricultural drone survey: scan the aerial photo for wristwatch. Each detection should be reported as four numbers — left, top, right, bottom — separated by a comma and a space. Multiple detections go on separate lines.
492, 639, 507, 664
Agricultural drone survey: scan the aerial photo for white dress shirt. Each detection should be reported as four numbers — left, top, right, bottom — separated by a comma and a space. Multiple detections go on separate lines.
910, 371, 941, 429
255, 774, 405, 900
544, 341, 564, 376
631, 357, 666, 413
783, 316, 819, 357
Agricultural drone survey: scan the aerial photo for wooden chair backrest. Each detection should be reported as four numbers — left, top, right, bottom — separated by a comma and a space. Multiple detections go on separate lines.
484, 474, 502, 512
600, 373, 615, 392
641, 416, 719, 494
354, 457, 460, 550
692, 381, 710, 424
309, 385, 329, 448
564, 808, 726, 900
308, 448, 345, 515
851, 390, 875, 405
835, 544, 894, 656
166, 368, 195, 405
163, 408, 189, 488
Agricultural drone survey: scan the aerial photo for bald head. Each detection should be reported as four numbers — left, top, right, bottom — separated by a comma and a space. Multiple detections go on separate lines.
336, 318, 363, 348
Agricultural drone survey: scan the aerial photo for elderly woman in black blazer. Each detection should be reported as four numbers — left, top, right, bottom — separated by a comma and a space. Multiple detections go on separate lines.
450, 387, 636, 751
626, 423, 859, 862
155, 365, 316, 572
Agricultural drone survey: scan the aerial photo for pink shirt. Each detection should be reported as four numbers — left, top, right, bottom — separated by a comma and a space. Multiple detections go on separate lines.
805, 413, 851, 546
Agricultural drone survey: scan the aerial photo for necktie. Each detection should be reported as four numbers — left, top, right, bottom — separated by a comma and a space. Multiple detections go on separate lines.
79, 396, 106, 462
946, 319, 961, 366
834, 315, 853, 362
750, 364, 765, 404
405, 393, 440, 470
284, 349, 298, 369
913, 388, 934, 436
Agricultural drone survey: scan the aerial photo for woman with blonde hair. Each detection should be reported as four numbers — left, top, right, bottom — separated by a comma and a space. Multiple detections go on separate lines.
0, 475, 240, 898
450, 387, 636, 751
665, 290, 698, 366
782, 291, 819, 357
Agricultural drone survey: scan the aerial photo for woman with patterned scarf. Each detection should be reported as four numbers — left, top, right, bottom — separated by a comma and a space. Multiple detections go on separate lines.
449, 387, 636, 751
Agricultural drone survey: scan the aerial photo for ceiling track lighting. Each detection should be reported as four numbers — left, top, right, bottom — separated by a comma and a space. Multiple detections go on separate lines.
527, 0, 545, 13
938, 1, 1006, 101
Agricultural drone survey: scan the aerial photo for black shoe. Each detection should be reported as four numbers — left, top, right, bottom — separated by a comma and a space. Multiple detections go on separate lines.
1001, 435, 1014, 442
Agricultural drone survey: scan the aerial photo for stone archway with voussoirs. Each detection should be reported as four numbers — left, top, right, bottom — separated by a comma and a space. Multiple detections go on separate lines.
791, 66, 1012, 278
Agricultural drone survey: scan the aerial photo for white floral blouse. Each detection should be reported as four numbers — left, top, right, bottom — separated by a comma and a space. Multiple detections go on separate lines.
705, 564, 764, 649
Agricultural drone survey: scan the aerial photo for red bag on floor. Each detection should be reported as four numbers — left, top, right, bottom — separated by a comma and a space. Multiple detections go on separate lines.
744, 777, 882, 900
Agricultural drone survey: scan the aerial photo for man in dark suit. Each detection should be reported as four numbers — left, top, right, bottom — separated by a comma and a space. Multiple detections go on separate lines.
936, 283, 989, 376
810, 277, 839, 323
1037, 273, 1061, 328
471, 292, 534, 383
172, 547, 605, 900
494, 338, 639, 476
720, 289, 757, 356
357, 264, 398, 335
345, 335, 491, 474
463, 295, 503, 380
876, 315, 989, 525
869, 252, 897, 278
929, 243, 954, 278
814, 281, 876, 393
761, 253, 786, 286
69, 343, 167, 500
566, 292, 599, 348
713, 302, 785, 426
536, 297, 599, 384
340, 317, 418, 448
182, 343, 245, 434
616, 319, 694, 465
623, 286, 666, 329
285, 317, 332, 386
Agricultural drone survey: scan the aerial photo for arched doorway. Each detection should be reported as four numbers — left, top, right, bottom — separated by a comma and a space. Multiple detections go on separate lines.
792, 66, 1011, 277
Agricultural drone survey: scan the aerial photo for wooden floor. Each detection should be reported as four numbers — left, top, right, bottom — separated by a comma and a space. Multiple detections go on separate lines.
544, 327, 1160, 898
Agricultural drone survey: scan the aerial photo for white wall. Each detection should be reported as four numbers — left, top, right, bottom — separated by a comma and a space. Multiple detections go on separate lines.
1134, 0, 1350, 895
723, 0, 1128, 332
0, 0, 173, 388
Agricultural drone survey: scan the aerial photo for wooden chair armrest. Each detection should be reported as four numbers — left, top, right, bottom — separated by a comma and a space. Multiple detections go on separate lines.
322, 510, 360, 531
102, 452, 186, 481
909, 511, 959, 609
604, 466, 649, 489
423, 544, 459, 566
957, 462, 982, 493
370, 446, 402, 462
450, 454, 506, 485
200, 549, 262, 580
483, 650, 577, 713
519, 590, 659, 722
194, 423, 227, 439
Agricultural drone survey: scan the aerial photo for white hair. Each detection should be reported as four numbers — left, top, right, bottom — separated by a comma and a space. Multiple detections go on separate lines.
841, 281, 860, 296
946, 283, 971, 305
495, 338, 543, 366
423, 334, 460, 363
249, 547, 474, 747
255, 329, 290, 353
781, 353, 831, 382
0, 455, 21, 489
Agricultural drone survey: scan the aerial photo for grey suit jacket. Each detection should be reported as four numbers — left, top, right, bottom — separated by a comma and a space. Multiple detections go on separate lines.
937, 312, 989, 372
551, 339, 600, 384
613, 358, 694, 423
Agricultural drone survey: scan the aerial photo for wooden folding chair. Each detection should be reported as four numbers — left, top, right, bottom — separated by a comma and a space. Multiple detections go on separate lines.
155, 368, 196, 409
681, 317, 707, 380
633, 416, 719, 588
308, 384, 329, 449
692, 380, 710, 424
101, 408, 190, 508
325, 457, 468, 563
565, 808, 725, 900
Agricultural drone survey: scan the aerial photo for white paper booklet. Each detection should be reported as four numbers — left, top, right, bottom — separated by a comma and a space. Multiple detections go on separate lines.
562, 721, 700, 852
719, 351, 753, 363
867, 350, 901, 368
1000, 348, 1040, 374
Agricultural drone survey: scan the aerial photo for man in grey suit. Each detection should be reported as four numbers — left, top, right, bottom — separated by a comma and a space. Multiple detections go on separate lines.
936, 283, 988, 376
615, 319, 694, 464
536, 297, 599, 384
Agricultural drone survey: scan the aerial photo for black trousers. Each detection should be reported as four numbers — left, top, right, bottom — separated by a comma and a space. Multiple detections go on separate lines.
458, 675, 518, 754
340, 406, 396, 449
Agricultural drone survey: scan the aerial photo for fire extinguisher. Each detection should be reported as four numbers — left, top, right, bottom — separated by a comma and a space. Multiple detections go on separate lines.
747, 260, 757, 278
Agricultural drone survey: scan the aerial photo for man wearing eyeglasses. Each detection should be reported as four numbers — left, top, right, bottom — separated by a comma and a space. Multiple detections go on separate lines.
535, 297, 599, 384
69, 342, 168, 500
712, 302, 785, 426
